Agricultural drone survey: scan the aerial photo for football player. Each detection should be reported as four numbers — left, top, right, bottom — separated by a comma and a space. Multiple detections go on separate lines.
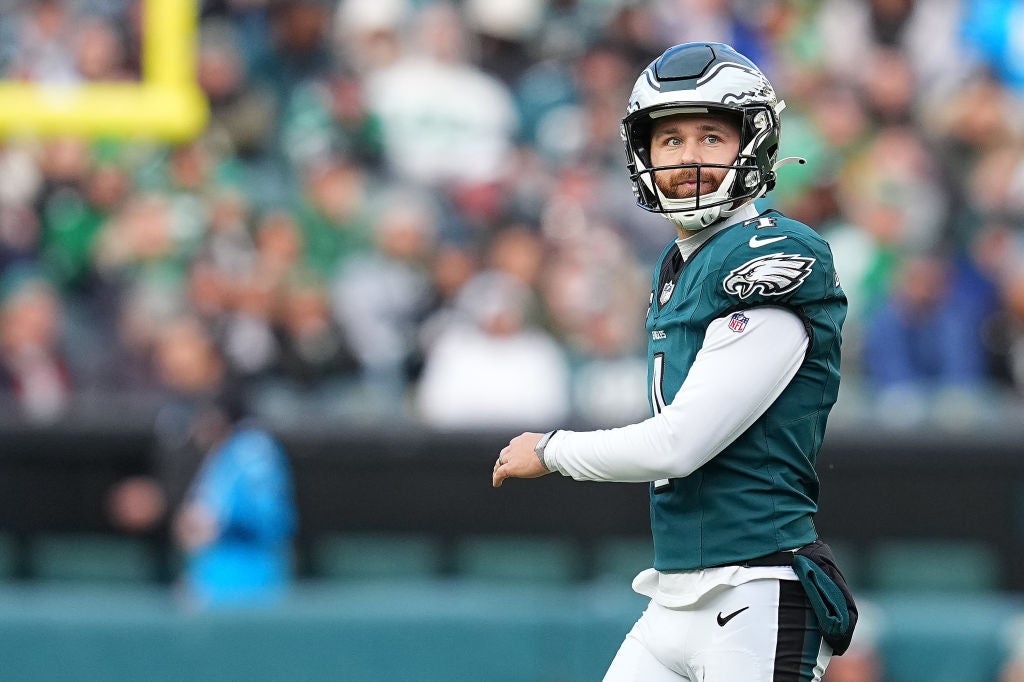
493, 42, 852, 681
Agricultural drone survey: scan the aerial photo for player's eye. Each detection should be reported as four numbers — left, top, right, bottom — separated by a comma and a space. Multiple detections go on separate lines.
704, 134, 722, 145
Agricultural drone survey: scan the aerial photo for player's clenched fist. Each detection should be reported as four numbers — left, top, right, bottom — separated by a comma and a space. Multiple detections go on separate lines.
492, 432, 550, 488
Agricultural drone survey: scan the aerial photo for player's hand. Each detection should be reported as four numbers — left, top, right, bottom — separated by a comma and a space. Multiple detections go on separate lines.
173, 503, 219, 551
492, 432, 550, 488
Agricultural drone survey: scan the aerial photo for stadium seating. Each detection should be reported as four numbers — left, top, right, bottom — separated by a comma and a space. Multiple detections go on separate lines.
309, 532, 443, 582
867, 539, 1000, 593
453, 535, 580, 584
590, 536, 652, 584
28, 533, 158, 583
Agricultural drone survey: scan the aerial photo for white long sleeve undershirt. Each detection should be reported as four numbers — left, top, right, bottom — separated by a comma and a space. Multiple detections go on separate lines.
545, 306, 809, 482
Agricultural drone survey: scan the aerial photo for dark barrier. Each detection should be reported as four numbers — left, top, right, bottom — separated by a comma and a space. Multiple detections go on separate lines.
1, 419, 1022, 589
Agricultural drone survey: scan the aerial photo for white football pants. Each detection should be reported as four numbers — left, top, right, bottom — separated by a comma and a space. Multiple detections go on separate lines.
603, 578, 832, 681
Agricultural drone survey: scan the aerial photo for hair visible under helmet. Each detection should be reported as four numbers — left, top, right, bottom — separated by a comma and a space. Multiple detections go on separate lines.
621, 42, 802, 231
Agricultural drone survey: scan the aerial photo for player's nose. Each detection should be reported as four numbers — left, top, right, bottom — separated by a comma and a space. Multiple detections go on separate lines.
676, 140, 702, 166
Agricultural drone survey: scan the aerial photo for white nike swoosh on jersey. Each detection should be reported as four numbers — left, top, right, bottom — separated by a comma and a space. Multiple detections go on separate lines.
748, 235, 788, 248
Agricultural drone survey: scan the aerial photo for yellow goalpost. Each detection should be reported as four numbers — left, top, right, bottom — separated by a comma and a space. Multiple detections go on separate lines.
0, 0, 207, 142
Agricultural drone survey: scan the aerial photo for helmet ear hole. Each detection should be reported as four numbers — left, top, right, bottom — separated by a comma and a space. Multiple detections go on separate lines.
629, 117, 654, 167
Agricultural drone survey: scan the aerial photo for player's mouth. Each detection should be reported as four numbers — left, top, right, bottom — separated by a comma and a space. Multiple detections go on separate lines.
673, 179, 714, 197
655, 169, 720, 199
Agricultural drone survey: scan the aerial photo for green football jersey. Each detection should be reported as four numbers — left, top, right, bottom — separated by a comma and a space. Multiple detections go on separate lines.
645, 210, 847, 570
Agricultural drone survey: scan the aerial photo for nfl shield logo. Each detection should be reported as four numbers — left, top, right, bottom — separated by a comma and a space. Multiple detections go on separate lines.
659, 282, 675, 305
728, 312, 749, 332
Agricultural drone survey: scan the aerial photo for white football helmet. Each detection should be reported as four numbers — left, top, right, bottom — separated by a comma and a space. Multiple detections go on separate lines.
622, 42, 801, 231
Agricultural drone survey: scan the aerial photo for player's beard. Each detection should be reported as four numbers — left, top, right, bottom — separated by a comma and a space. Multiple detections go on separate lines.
654, 165, 728, 200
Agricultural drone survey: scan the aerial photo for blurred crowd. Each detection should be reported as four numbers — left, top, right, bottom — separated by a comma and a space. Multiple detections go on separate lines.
1, 0, 1024, 431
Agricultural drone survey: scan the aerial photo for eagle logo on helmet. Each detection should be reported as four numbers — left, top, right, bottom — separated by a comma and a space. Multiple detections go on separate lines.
723, 253, 816, 299
695, 61, 777, 107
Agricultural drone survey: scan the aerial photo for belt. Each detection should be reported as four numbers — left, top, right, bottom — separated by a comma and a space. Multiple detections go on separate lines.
713, 550, 795, 568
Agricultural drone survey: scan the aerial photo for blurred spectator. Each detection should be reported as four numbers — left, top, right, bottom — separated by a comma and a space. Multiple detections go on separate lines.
220, 267, 280, 381
215, 210, 297, 383
927, 71, 1024, 166
7, 0, 77, 83
538, 223, 649, 424
92, 192, 193, 319
597, 3, 664, 69
72, 15, 130, 82
173, 385, 297, 610
330, 192, 439, 410
843, 125, 947, 254
0, 143, 43, 208
513, 54, 578, 158
274, 275, 357, 391
962, 0, 1024, 93
861, 250, 1000, 425
772, 82, 870, 214
254, 208, 304, 285
332, 0, 410, 76
107, 475, 167, 536
428, 242, 479, 308
0, 200, 42, 274
364, 3, 518, 191
0, 272, 72, 423
197, 19, 278, 160
42, 151, 131, 294
293, 156, 374, 277
567, 308, 649, 427
278, 67, 385, 170
861, 47, 916, 125
151, 315, 231, 504
35, 137, 93, 231
485, 223, 545, 288
416, 271, 570, 430
828, 124, 949, 337
464, 0, 544, 85
143, 314, 296, 608
197, 186, 258, 277
817, 0, 969, 104
250, 0, 334, 108
5, 1, 138, 84
185, 195, 266, 381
